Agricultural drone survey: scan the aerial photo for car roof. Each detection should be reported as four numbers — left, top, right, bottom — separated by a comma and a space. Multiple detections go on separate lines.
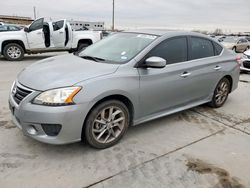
124, 29, 208, 38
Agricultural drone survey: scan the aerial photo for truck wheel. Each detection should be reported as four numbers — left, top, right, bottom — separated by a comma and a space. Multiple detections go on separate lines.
3, 43, 24, 61
77, 43, 89, 52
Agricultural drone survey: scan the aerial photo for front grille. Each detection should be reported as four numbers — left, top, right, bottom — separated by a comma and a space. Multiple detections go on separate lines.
243, 61, 250, 69
13, 85, 32, 104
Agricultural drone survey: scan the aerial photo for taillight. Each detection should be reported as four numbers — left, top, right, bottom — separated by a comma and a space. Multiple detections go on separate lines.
236, 55, 241, 67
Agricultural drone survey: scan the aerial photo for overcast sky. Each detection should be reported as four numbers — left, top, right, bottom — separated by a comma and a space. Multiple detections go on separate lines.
1, 0, 250, 32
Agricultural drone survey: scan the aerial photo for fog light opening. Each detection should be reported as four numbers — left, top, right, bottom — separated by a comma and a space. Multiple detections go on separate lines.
27, 125, 38, 135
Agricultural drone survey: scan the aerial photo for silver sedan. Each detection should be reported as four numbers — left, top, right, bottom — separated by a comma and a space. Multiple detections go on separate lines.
9, 31, 240, 149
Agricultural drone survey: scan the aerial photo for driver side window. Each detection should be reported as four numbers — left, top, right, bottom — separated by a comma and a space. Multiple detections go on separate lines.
147, 37, 188, 64
29, 18, 44, 32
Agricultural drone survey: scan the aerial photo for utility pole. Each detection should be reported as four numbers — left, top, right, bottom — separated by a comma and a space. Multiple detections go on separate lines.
33, 6, 37, 19
112, 0, 115, 31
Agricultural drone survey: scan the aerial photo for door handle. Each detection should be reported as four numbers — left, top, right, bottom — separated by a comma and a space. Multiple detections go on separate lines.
214, 66, 222, 71
37, 32, 42, 35
59, 31, 64, 34
180, 72, 191, 78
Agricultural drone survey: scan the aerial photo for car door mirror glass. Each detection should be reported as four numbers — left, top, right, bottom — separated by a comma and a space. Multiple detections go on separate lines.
144, 57, 166, 68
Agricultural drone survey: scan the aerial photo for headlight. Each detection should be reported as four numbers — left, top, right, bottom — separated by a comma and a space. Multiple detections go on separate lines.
10, 81, 15, 93
242, 55, 248, 59
33, 87, 81, 106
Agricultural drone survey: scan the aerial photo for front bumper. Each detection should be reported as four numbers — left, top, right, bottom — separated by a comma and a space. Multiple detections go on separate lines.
240, 59, 250, 72
9, 82, 89, 145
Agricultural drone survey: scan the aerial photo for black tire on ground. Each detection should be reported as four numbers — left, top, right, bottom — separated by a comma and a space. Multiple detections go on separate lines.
77, 43, 89, 52
208, 77, 230, 108
84, 100, 130, 149
3, 43, 25, 61
232, 47, 237, 53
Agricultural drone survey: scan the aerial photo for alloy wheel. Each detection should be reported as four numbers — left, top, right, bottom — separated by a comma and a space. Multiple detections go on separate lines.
215, 80, 229, 105
7, 46, 22, 59
91, 106, 126, 144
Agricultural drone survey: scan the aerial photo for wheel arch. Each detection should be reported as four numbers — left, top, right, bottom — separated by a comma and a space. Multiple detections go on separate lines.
77, 39, 93, 47
1, 40, 26, 54
81, 94, 135, 139
224, 75, 233, 93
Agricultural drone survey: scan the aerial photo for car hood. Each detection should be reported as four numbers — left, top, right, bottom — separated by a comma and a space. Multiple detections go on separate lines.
244, 49, 250, 56
18, 54, 120, 91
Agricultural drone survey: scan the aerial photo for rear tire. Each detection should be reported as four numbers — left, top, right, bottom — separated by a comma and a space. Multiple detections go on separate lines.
77, 43, 89, 52
84, 100, 130, 149
3, 43, 24, 61
208, 78, 230, 108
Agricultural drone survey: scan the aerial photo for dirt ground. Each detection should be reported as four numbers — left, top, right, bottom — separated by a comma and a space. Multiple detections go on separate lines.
0, 53, 250, 188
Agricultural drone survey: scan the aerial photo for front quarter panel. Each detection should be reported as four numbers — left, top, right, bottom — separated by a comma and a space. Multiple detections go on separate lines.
0, 31, 29, 53
73, 64, 140, 123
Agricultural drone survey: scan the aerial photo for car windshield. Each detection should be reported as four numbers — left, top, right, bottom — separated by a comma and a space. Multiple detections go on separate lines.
0, 25, 21, 32
79, 33, 158, 63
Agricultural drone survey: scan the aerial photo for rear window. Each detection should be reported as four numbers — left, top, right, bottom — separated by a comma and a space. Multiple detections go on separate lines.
190, 37, 214, 60
53, 21, 64, 31
214, 42, 223, 55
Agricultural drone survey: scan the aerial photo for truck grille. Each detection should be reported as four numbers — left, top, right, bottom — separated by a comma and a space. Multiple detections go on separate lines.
12, 84, 32, 104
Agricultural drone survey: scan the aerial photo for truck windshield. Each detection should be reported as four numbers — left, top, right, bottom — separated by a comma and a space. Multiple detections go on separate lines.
79, 33, 158, 63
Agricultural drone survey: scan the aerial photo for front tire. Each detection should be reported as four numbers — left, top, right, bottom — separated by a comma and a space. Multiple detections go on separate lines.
232, 47, 237, 53
84, 100, 130, 149
208, 78, 230, 108
3, 43, 24, 61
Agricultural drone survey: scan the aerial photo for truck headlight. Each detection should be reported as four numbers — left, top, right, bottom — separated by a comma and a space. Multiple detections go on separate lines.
33, 87, 81, 106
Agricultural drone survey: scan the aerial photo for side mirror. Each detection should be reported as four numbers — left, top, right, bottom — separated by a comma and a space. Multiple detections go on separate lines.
24, 27, 29, 32
143, 57, 166, 69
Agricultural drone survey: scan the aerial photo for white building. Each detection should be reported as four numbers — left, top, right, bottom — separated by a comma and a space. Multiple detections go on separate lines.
69, 21, 104, 31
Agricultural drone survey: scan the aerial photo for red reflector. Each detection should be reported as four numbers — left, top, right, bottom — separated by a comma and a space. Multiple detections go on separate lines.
236, 55, 241, 65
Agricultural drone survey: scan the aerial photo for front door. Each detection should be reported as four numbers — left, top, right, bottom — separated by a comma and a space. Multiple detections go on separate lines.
26, 18, 45, 49
138, 37, 191, 117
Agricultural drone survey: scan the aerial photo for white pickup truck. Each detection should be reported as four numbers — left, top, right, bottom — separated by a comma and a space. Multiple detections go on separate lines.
0, 18, 102, 61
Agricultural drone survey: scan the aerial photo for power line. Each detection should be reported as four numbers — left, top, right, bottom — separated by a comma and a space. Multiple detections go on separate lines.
112, 0, 115, 31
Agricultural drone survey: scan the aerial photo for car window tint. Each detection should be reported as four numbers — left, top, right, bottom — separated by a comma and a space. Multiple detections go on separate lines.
147, 37, 188, 64
213, 42, 223, 55
190, 37, 214, 60
0, 26, 8, 31
53, 21, 64, 31
29, 18, 44, 32
9, 26, 20, 31
239, 39, 247, 43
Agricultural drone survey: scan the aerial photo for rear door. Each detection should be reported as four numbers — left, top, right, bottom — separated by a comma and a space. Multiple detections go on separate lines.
51, 20, 66, 48
186, 36, 223, 100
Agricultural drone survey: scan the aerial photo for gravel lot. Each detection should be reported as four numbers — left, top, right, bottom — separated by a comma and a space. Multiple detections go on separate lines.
0, 53, 250, 188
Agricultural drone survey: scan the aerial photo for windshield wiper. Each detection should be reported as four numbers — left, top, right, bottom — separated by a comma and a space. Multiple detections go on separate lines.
81, 55, 105, 62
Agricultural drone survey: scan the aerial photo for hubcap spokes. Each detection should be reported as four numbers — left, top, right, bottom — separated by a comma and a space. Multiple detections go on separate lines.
92, 106, 125, 144
7, 46, 21, 59
215, 81, 229, 105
